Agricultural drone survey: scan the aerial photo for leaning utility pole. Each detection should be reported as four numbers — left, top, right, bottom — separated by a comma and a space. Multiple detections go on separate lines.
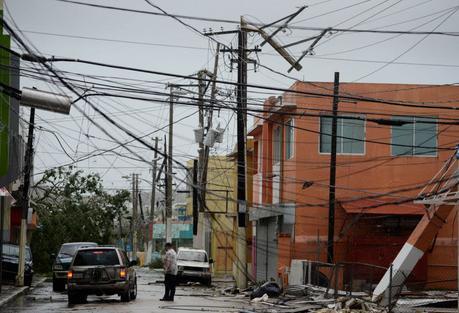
16, 108, 35, 287
327, 72, 340, 264
166, 89, 174, 244
200, 43, 220, 206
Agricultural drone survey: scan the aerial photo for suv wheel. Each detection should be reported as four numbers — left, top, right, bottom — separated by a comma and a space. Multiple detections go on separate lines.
130, 279, 137, 300
120, 288, 131, 302
53, 276, 65, 292
68, 292, 86, 304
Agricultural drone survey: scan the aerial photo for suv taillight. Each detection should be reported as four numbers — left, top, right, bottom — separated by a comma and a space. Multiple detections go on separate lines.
119, 268, 127, 279
67, 271, 73, 280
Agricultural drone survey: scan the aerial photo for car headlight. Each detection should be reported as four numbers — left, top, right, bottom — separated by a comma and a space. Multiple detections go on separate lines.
53, 264, 63, 270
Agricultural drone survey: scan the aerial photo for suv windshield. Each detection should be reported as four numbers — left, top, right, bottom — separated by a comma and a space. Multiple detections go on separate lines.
178, 250, 207, 262
2, 244, 31, 261
59, 243, 96, 258
73, 249, 119, 266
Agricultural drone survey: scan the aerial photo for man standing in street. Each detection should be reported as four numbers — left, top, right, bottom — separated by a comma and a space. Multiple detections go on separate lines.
161, 242, 177, 301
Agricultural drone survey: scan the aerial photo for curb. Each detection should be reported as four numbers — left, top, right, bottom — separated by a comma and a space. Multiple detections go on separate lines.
0, 277, 47, 308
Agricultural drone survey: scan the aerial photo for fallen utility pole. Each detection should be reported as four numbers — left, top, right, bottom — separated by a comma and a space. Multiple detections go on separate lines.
373, 156, 459, 307
327, 72, 339, 264
17, 107, 35, 286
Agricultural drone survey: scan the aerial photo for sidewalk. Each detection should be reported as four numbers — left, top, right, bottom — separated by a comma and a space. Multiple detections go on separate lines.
0, 276, 47, 307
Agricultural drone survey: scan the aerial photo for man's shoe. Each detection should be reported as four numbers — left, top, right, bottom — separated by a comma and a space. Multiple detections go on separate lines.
159, 298, 169, 301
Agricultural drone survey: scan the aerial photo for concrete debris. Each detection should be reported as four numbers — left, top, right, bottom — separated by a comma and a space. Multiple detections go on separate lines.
323, 296, 385, 312
251, 293, 269, 303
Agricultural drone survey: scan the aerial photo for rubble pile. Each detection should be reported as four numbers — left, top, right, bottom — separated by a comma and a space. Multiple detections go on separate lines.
314, 296, 387, 313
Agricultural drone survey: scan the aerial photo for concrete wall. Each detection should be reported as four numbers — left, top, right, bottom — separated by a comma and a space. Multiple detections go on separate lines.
251, 81, 459, 288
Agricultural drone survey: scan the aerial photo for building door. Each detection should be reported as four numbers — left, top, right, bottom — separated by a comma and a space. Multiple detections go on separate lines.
256, 217, 278, 282
215, 231, 233, 274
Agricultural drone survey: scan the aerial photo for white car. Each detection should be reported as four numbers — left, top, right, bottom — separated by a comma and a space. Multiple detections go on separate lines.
176, 248, 213, 286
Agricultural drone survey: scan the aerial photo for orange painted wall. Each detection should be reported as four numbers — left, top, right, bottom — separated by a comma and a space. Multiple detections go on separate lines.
252, 82, 459, 288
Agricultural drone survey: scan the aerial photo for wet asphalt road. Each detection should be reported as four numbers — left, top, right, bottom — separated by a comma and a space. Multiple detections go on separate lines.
2, 268, 252, 313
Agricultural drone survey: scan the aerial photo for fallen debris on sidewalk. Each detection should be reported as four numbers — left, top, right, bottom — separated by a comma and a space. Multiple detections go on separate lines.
250, 281, 282, 299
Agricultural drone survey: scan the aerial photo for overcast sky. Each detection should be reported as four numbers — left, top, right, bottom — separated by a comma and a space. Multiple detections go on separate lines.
5, 0, 459, 192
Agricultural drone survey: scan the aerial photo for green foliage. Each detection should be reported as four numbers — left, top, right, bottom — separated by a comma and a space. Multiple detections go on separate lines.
148, 257, 164, 269
30, 167, 130, 273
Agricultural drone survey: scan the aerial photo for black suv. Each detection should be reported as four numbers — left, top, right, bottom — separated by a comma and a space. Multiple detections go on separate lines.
52, 242, 97, 292
1, 243, 33, 286
67, 247, 137, 304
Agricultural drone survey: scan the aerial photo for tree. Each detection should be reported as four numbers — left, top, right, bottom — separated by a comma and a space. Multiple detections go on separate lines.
30, 167, 130, 272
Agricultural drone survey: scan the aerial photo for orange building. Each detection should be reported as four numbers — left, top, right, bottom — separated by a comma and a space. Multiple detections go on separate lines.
248, 81, 458, 289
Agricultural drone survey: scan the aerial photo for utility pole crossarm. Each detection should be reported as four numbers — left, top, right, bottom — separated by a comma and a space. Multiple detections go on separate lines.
259, 6, 308, 47
240, 16, 302, 72
287, 28, 330, 73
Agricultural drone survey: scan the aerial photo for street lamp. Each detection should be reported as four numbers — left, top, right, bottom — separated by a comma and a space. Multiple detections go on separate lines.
20, 87, 72, 114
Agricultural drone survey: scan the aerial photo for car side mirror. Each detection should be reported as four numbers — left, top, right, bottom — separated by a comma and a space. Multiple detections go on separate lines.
50, 253, 56, 263
209, 258, 214, 264
129, 260, 138, 267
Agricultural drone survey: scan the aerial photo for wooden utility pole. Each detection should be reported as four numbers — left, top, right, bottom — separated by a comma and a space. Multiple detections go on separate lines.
166, 90, 174, 244
200, 43, 220, 205
150, 137, 159, 235
194, 70, 206, 250
327, 72, 340, 264
132, 173, 139, 260
17, 107, 35, 286
235, 17, 248, 289
192, 159, 198, 237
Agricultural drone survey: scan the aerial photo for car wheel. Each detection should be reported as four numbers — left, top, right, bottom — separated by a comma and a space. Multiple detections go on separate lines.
130, 279, 137, 300
68, 291, 81, 304
53, 277, 65, 292
25, 275, 33, 287
120, 288, 131, 302
204, 278, 212, 286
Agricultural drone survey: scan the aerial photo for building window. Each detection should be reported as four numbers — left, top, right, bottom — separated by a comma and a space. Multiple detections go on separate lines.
254, 140, 262, 174
273, 126, 281, 164
391, 116, 437, 156
320, 116, 365, 154
285, 119, 294, 159
257, 140, 263, 172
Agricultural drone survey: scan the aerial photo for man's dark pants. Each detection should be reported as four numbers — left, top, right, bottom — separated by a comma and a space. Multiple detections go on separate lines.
164, 273, 177, 300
